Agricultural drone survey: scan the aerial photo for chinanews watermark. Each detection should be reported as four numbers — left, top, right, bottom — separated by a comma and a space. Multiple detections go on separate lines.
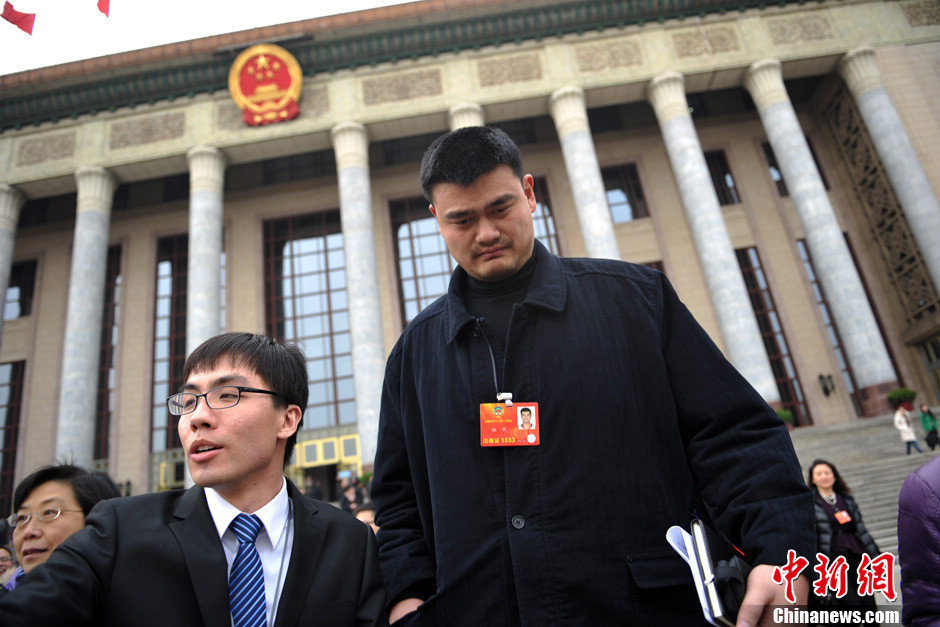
765, 550, 901, 625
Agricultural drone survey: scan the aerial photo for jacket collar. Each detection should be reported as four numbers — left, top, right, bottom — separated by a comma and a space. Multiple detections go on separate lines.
443, 239, 567, 344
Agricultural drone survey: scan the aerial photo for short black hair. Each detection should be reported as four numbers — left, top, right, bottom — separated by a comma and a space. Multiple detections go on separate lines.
182, 332, 308, 467
520, 407, 532, 415
12, 463, 121, 516
419, 126, 524, 202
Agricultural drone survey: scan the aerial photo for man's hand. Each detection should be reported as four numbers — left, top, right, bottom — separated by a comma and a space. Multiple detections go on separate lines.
735, 565, 808, 627
389, 598, 424, 624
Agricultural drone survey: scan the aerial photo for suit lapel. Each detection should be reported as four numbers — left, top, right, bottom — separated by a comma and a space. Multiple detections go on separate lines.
169, 486, 231, 627
273, 482, 326, 627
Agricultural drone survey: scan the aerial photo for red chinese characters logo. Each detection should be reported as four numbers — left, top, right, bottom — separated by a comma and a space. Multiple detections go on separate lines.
771, 550, 898, 603
772, 550, 809, 603
228, 44, 302, 127
857, 552, 897, 601
813, 553, 849, 599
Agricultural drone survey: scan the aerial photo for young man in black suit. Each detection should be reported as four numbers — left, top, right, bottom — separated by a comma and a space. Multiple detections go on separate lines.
0, 332, 387, 627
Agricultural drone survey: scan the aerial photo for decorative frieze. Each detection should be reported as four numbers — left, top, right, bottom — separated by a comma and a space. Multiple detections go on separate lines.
766, 15, 834, 44
575, 40, 642, 73
900, 0, 940, 26
109, 112, 185, 150
477, 53, 542, 87
672, 26, 739, 58
15, 131, 76, 167
362, 69, 442, 106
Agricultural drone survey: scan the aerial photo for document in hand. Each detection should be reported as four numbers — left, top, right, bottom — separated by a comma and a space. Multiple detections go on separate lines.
665, 520, 751, 627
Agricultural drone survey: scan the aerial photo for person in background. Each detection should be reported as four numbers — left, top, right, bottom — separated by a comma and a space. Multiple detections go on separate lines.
895, 402, 925, 455
807, 459, 880, 624
919, 403, 939, 451
5, 463, 120, 590
355, 502, 380, 535
897, 454, 940, 627
0, 332, 387, 626
0, 546, 15, 589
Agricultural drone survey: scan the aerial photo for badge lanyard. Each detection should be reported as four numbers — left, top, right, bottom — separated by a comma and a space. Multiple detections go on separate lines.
477, 322, 540, 447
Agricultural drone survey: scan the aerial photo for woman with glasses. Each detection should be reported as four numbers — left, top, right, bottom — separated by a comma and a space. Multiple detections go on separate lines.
5, 463, 120, 590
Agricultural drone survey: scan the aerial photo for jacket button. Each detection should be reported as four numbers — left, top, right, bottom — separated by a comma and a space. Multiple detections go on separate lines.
511, 515, 525, 529
472, 328, 481, 337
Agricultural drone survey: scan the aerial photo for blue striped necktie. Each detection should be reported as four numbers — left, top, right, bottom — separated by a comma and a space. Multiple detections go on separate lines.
228, 513, 266, 627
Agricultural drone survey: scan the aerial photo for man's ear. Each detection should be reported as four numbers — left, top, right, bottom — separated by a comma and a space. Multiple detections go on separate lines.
429, 203, 437, 217
278, 405, 302, 440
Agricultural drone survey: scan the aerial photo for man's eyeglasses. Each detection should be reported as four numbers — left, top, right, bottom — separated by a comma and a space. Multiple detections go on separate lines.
7, 508, 84, 528
166, 385, 282, 416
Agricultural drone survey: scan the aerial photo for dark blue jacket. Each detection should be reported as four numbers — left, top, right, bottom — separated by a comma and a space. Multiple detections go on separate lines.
372, 241, 814, 625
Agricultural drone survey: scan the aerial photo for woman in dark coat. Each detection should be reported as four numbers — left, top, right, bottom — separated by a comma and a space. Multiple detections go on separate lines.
807, 459, 880, 624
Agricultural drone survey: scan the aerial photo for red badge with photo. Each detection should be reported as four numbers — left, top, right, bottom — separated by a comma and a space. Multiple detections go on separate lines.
480, 403, 540, 447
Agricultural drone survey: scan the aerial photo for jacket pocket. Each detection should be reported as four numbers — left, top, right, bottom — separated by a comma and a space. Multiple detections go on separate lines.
625, 549, 694, 590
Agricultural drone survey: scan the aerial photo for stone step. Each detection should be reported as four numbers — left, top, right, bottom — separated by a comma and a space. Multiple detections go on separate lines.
787, 412, 940, 584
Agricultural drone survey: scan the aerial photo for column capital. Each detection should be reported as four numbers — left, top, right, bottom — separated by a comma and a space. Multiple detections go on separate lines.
0, 184, 25, 232
331, 122, 369, 170
449, 103, 485, 130
75, 167, 117, 215
186, 145, 227, 194
647, 73, 689, 125
549, 86, 589, 138
744, 59, 788, 112
838, 46, 883, 99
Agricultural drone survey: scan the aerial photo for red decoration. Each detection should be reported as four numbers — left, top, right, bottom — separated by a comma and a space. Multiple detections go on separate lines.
2, 2, 35, 35
97, 0, 109, 17
228, 44, 303, 127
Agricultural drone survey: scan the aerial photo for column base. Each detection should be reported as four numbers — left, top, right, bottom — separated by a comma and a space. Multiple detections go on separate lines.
856, 381, 899, 417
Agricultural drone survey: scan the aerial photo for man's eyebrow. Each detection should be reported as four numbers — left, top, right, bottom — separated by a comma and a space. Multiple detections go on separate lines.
180, 373, 250, 392
440, 193, 516, 220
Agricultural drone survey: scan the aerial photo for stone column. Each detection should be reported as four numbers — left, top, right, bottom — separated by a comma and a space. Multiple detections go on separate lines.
0, 185, 25, 347
648, 73, 780, 402
331, 122, 385, 466
186, 145, 226, 354
745, 59, 896, 407
839, 46, 940, 294
56, 167, 117, 466
549, 86, 620, 260
449, 103, 485, 130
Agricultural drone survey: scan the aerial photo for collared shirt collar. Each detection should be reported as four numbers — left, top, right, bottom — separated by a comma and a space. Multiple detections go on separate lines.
443, 239, 567, 344
205, 478, 290, 549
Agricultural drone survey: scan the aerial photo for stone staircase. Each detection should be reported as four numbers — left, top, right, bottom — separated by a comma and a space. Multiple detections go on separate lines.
788, 413, 939, 612
789, 413, 938, 557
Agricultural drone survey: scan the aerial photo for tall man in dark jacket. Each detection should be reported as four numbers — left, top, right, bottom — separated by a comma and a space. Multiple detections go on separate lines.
0, 332, 387, 627
371, 126, 814, 626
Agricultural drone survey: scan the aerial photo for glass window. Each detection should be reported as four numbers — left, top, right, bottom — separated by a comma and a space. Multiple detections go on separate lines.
601, 164, 649, 223
264, 211, 355, 429
3, 259, 37, 321
736, 247, 811, 425
0, 361, 25, 515
704, 151, 740, 206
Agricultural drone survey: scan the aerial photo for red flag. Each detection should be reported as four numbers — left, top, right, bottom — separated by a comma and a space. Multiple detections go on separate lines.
97, 0, 109, 17
2, 1, 35, 34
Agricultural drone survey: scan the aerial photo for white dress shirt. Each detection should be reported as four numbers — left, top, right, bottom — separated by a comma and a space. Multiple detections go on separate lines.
206, 478, 294, 627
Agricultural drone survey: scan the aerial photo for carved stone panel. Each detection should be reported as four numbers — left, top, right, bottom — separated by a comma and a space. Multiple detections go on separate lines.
672, 26, 740, 58
477, 53, 542, 87
109, 112, 185, 150
900, 0, 940, 26
363, 69, 443, 106
575, 40, 642, 72
823, 84, 939, 323
767, 15, 835, 44
15, 131, 76, 167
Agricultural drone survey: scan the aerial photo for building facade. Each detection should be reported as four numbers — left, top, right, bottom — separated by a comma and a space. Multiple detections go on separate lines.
0, 0, 939, 505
